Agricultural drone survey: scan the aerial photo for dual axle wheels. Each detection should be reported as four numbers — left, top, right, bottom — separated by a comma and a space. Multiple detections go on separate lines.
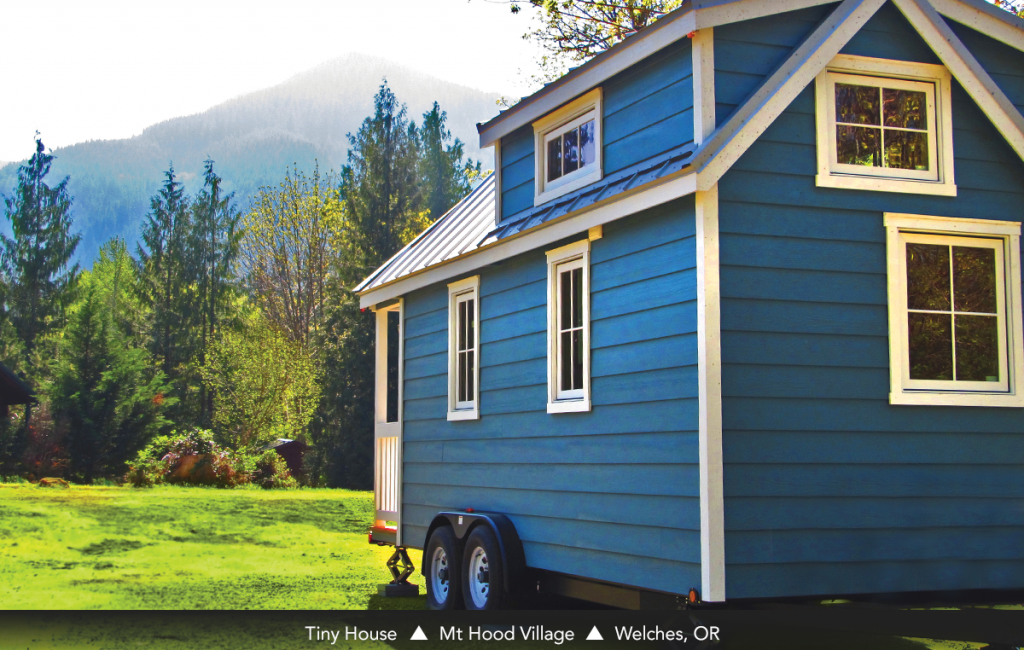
425, 525, 510, 610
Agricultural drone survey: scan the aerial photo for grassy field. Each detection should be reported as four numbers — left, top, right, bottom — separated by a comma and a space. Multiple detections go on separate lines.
0, 483, 425, 610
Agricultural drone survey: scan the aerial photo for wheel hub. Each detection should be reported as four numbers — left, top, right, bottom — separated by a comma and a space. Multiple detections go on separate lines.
431, 547, 450, 602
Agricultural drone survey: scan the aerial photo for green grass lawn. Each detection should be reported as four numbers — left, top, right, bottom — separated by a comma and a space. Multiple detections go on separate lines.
0, 483, 425, 610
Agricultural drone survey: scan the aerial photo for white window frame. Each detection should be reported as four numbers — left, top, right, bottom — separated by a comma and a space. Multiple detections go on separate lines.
546, 239, 591, 413
815, 55, 956, 197
885, 213, 1024, 407
534, 88, 603, 207
447, 275, 480, 421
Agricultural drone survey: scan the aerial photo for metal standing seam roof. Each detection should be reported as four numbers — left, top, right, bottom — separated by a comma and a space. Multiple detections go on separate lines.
355, 143, 696, 295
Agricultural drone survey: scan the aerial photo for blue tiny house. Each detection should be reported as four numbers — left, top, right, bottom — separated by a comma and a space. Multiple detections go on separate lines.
356, 0, 1024, 609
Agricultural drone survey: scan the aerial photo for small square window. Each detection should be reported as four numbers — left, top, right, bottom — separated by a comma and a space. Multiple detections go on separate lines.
885, 213, 1024, 407
816, 55, 956, 196
447, 276, 480, 421
546, 239, 591, 413
534, 88, 603, 206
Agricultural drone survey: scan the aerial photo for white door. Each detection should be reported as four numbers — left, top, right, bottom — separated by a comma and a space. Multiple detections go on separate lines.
373, 302, 403, 542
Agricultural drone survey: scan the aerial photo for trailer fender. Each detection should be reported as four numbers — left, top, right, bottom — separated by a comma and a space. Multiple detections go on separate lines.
422, 511, 527, 593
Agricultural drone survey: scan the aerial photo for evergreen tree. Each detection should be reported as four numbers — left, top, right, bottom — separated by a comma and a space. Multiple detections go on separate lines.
82, 237, 147, 346
191, 160, 242, 426
49, 286, 171, 482
311, 82, 423, 488
135, 167, 196, 423
1, 138, 81, 365
419, 102, 482, 221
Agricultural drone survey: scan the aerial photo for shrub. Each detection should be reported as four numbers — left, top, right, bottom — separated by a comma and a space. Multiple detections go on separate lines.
125, 429, 297, 489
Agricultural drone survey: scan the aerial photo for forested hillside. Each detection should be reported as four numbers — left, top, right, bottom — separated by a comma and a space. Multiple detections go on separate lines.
0, 53, 500, 263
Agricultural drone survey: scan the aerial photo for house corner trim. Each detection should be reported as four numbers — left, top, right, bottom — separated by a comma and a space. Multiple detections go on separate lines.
696, 185, 725, 602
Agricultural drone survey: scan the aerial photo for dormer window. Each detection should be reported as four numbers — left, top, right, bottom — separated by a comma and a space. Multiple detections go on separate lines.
534, 88, 603, 206
815, 55, 955, 196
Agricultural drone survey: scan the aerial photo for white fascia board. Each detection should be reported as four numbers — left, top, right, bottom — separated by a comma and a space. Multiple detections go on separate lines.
691, 0, 888, 191
930, 0, 1024, 54
477, 0, 839, 148
358, 172, 697, 309
893, 0, 1024, 163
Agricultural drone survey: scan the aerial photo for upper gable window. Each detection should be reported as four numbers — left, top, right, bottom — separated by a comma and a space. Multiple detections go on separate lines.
815, 55, 955, 196
534, 88, 603, 206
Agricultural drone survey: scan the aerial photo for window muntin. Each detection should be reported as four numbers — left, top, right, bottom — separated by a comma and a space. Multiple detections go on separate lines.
447, 276, 480, 420
900, 233, 1007, 393
885, 213, 1024, 407
828, 73, 938, 181
556, 259, 585, 400
546, 239, 590, 413
533, 88, 603, 206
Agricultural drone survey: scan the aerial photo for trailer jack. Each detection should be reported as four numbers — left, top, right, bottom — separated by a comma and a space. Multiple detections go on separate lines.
378, 547, 418, 597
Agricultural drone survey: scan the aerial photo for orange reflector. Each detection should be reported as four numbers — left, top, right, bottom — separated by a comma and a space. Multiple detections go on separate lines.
688, 588, 699, 603
465, 508, 474, 513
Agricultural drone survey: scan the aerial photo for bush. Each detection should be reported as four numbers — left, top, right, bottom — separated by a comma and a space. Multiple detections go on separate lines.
126, 429, 297, 489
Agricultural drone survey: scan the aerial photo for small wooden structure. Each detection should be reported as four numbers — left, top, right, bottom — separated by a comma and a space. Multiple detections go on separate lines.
0, 360, 34, 417
262, 438, 307, 477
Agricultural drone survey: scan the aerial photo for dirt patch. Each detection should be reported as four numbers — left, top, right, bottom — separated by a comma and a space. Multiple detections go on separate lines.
74, 539, 147, 555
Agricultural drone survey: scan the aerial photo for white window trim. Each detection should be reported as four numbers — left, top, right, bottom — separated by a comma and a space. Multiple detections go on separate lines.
447, 275, 480, 421
534, 88, 603, 207
885, 213, 1024, 407
546, 239, 591, 414
815, 54, 956, 197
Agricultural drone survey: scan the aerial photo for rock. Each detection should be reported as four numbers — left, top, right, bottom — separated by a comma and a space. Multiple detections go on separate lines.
168, 454, 217, 485
38, 477, 69, 488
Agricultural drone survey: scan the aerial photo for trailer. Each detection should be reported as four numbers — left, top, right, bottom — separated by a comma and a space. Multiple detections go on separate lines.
357, 0, 1024, 609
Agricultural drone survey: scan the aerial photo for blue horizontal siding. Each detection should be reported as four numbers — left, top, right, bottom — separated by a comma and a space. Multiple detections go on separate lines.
400, 198, 700, 593
603, 38, 694, 174
717, 1, 1024, 600
500, 125, 534, 221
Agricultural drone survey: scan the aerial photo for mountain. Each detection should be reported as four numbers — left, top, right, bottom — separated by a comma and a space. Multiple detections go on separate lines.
0, 53, 502, 264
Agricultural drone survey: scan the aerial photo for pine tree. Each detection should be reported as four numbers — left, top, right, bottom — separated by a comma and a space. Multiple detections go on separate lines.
191, 160, 241, 426
311, 82, 424, 488
135, 166, 196, 422
1, 138, 81, 365
419, 102, 482, 221
50, 286, 171, 482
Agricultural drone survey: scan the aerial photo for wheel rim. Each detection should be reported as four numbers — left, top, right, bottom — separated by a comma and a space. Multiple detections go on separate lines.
468, 546, 490, 608
431, 546, 450, 603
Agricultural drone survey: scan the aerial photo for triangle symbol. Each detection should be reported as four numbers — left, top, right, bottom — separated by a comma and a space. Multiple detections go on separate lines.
410, 626, 428, 641
586, 626, 603, 641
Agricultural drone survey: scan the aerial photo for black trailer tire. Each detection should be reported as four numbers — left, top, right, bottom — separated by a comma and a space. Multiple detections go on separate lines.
425, 526, 462, 610
461, 526, 511, 610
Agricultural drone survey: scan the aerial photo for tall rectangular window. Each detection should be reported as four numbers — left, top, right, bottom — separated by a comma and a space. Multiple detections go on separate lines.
885, 213, 1024, 407
448, 276, 480, 420
546, 239, 591, 413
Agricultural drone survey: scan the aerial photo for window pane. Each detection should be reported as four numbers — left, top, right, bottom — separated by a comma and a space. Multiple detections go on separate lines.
560, 331, 572, 390
560, 269, 572, 330
466, 299, 475, 350
883, 88, 927, 129
955, 315, 999, 382
836, 125, 881, 166
953, 246, 997, 314
908, 312, 953, 380
884, 129, 929, 171
459, 352, 467, 402
548, 138, 562, 182
387, 311, 400, 422
564, 128, 580, 174
458, 300, 466, 351
572, 330, 583, 390
580, 120, 596, 167
572, 267, 583, 328
906, 243, 951, 311
466, 350, 475, 398
835, 84, 880, 125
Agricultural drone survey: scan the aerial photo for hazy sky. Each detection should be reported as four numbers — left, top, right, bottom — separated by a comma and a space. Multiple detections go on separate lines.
0, 0, 542, 162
